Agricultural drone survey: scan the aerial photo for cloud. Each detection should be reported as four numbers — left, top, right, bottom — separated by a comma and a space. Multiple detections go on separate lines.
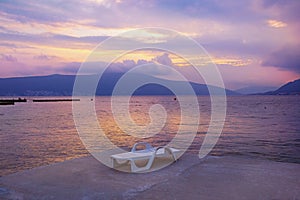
59, 62, 81, 74
152, 53, 173, 66
34, 54, 59, 61
0, 0, 300, 88
261, 0, 300, 22
201, 38, 268, 57
0, 42, 33, 49
156, 0, 256, 22
262, 46, 300, 73
63, 53, 179, 77
0, 43, 17, 48
57, 59, 149, 75
0, 31, 107, 50
108, 59, 150, 73
1, 0, 299, 31
0, 54, 17, 62
0, 0, 84, 24
0, 0, 257, 29
267, 20, 287, 28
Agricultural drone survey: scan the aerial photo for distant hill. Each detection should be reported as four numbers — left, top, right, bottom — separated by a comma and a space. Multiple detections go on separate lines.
235, 86, 277, 95
0, 74, 239, 96
0, 74, 75, 96
263, 79, 300, 95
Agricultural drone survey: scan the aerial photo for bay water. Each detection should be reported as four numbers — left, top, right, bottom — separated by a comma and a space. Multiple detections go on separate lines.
0, 96, 299, 176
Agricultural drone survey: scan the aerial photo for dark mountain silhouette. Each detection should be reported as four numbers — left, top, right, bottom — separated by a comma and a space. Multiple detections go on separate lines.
263, 79, 300, 95
0, 73, 239, 96
235, 86, 277, 95
0, 74, 75, 96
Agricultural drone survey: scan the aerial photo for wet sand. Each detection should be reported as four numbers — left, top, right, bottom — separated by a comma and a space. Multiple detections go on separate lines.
0, 154, 299, 200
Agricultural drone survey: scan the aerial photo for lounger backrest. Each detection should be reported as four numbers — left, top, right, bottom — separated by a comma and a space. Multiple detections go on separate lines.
131, 142, 154, 152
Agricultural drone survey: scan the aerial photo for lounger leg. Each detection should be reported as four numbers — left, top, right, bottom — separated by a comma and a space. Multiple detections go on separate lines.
164, 147, 177, 161
131, 148, 178, 172
130, 155, 155, 172
112, 158, 117, 168
111, 158, 130, 169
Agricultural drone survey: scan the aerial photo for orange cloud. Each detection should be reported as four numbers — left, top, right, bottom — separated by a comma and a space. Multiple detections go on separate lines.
267, 20, 287, 28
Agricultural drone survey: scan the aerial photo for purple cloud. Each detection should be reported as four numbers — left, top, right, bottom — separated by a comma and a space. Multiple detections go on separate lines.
0, 43, 18, 48
34, 54, 59, 60
0, 31, 106, 49
262, 46, 300, 73
0, 0, 84, 24
59, 62, 81, 74
152, 53, 173, 66
262, 0, 300, 22
0, 0, 299, 88
0, 54, 17, 62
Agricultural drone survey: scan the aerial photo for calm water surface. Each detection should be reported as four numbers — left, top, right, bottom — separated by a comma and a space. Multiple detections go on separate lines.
0, 96, 299, 176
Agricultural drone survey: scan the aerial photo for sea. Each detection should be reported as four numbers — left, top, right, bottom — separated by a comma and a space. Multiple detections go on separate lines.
0, 95, 299, 176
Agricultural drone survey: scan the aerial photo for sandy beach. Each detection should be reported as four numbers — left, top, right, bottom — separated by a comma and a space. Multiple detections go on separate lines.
0, 154, 299, 200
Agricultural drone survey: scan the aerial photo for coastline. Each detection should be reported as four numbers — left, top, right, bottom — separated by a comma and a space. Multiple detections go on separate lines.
0, 154, 299, 200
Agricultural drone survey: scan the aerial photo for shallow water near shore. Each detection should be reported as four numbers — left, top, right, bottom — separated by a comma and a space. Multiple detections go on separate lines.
0, 95, 299, 176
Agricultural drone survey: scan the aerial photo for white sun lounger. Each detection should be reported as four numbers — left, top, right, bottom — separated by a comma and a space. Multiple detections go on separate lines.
111, 142, 180, 172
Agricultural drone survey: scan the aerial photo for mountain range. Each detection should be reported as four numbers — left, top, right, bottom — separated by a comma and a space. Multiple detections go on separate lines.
234, 86, 277, 95
0, 74, 299, 96
0, 73, 239, 96
262, 79, 300, 95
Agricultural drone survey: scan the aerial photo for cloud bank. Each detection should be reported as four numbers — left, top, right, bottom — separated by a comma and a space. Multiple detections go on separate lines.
0, 0, 299, 88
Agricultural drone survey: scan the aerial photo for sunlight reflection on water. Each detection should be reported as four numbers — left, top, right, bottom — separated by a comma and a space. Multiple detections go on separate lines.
0, 95, 299, 176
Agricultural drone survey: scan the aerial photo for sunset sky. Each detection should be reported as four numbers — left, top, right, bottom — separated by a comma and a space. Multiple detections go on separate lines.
0, 0, 299, 90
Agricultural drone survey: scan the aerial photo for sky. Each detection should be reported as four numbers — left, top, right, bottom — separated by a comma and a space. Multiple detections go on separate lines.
0, 0, 299, 90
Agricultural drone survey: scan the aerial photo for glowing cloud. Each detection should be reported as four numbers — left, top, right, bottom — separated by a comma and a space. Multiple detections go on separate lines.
267, 20, 287, 28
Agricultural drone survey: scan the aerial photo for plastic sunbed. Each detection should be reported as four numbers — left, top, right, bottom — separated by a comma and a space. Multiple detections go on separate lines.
111, 142, 180, 172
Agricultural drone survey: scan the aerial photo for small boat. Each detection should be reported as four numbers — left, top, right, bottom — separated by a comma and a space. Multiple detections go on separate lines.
14, 98, 27, 102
